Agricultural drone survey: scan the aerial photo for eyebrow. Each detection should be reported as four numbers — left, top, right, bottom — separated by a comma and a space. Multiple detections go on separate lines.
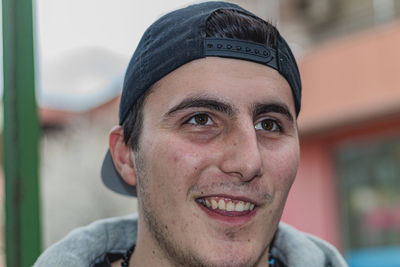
165, 96, 237, 117
164, 96, 294, 123
252, 103, 294, 122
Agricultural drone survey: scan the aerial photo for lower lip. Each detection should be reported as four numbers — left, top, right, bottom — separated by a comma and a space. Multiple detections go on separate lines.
196, 202, 257, 226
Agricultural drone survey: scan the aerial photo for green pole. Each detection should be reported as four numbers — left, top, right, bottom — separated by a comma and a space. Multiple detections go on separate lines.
2, 0, 41, 266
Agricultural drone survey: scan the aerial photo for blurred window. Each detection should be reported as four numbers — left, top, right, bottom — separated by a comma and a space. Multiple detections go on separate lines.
295, 0, 400, 42
336, 137, 400, 267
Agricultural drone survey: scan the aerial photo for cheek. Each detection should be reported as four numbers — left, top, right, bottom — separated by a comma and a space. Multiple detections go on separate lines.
261, 143, 299, 224
145, 136, 214, 196
264, 141, 300, 192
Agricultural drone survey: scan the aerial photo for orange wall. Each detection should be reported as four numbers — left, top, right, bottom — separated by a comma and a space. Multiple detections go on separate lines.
298, 20, 400, 134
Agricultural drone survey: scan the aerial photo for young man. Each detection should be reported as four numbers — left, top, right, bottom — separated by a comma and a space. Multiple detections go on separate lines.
35, 2, 348, 266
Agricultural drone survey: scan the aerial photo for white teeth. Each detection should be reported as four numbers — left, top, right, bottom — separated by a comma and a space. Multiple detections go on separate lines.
235, 201, 244, 212
218, 199, 226, 210
211, 199, 218, 209
226, 201, 235, 211
201, 198, 255, 212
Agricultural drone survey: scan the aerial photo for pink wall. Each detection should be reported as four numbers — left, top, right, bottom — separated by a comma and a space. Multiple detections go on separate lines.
281, 138, 341, 249
281, 114, 400, 251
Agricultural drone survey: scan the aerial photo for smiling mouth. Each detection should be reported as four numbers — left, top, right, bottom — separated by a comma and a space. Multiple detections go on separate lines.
196, 196, 256, 216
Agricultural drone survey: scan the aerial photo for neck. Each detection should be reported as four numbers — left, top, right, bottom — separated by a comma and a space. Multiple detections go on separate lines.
130, 216, 174, 267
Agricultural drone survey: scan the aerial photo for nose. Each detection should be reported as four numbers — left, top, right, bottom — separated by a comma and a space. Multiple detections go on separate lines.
219, 121, 263, 182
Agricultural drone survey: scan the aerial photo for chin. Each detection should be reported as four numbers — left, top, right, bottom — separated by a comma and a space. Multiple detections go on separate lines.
193, 239, 266, 267
198, 253, 259, 267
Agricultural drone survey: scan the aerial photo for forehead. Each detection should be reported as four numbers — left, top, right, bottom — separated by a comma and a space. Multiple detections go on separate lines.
145, 57, 295, 115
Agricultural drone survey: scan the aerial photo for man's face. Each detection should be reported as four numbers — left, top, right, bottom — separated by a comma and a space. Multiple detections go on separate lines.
133, 57, 299, 267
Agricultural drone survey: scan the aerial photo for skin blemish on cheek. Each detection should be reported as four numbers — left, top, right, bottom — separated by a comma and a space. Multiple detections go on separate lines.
263, 192, 273, 202
181, 222, 189, 232
269, 210, 272, 214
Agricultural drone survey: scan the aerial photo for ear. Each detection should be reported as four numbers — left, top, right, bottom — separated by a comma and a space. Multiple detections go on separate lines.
109, 125, 138, 186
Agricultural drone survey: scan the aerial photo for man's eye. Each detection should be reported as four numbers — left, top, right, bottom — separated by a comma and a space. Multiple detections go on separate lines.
186, 114, 213, 126
254, 119, 281, 132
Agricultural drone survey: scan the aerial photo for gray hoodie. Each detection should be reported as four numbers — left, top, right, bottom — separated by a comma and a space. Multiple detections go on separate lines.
34, 213, 348, 267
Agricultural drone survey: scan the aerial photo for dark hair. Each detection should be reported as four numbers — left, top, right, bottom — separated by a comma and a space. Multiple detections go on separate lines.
122, 86, 153, 151
123, 9, 278, 150
206, 9, 277, 48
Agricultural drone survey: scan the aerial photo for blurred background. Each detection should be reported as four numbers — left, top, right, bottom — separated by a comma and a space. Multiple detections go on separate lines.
1, 0, 400, 266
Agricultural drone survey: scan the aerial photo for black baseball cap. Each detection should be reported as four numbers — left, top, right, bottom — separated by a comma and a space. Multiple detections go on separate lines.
101, 1, 302, 197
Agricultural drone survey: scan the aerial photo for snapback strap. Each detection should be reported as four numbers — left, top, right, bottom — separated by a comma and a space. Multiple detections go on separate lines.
205, 37, 278, 69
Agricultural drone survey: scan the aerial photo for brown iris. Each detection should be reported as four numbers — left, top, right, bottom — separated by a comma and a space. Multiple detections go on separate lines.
193, 114, 209, 125
261, 119, 275, 131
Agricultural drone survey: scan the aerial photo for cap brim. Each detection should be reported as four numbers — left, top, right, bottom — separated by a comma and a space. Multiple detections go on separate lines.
101, 149, 137, 197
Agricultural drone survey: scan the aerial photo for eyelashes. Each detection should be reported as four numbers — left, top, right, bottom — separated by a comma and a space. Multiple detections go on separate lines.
185, 113, 215, 126
254, 119, 282, 132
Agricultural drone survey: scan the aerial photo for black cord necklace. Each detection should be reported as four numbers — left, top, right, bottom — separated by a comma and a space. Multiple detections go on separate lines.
121, 245, 134, 267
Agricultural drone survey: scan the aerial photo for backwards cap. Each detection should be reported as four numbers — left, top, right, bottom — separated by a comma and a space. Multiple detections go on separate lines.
102, 1, 302, 196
